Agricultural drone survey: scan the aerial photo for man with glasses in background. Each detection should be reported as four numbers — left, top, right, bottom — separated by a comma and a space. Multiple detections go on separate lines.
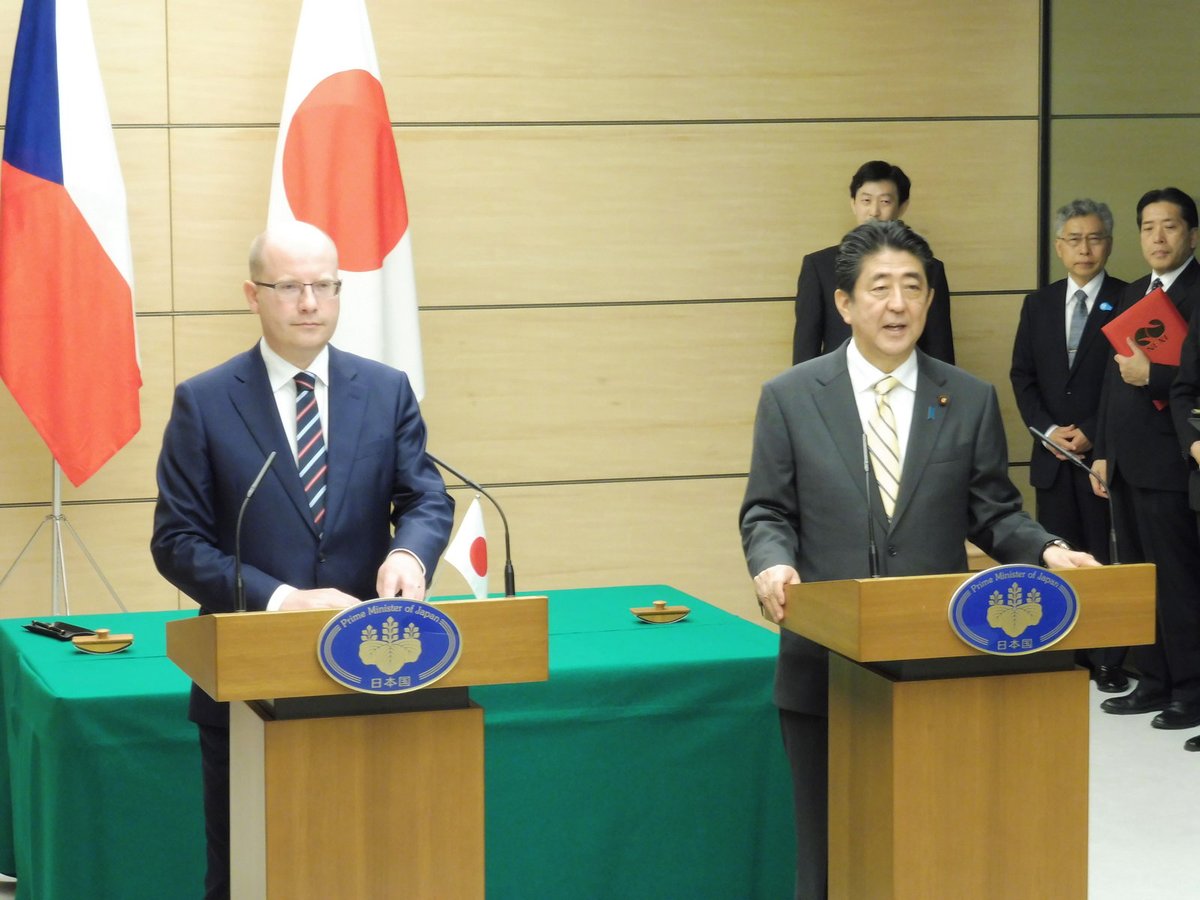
1011, 198, 1128, 691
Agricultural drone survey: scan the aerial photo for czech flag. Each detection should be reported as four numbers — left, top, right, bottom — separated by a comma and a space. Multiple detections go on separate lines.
444, 496, 488, 600
0, 0, 140, 486
268, 0, 425, 398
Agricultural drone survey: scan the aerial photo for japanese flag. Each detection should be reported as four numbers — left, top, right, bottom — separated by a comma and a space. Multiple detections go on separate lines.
443, 496, 488, 600
267, 0, 425, 397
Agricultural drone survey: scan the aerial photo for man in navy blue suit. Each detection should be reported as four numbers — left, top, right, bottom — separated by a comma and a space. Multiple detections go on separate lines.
151, 221, 454, 899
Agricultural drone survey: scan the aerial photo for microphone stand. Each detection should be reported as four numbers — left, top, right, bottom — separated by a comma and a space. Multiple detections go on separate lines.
862, 434, 881, 578
235, 451, 277, 612
427, 453, 516, 597
1028, 426, 1119, 564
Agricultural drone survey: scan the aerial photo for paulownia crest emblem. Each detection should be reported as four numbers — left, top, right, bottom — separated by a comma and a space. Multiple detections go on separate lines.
985, 583, 1043, 638
358, 616, 422, 675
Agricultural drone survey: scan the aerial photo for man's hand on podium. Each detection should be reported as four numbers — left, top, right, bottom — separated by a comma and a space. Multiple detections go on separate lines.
753, 564, 800, 625
376, 550, 427, 601
1042, 544, 1102, 569
279, 588, 360, 610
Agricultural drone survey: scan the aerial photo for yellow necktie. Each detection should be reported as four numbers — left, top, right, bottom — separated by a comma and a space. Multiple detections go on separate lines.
868, 376, 901, 519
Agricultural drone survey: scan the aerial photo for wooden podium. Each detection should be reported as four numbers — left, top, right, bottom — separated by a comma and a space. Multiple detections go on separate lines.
783, 565, 1155, 899
166, 596, 548, 900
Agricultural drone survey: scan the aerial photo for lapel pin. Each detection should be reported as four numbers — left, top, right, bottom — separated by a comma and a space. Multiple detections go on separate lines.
1099, 301, 1113, 312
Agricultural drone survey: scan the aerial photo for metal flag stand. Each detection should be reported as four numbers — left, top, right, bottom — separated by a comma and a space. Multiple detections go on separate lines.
0, 461, 128, 616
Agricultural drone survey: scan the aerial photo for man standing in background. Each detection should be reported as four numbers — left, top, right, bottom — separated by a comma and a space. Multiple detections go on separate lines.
792, 160, 955, 366
1168, 205, 1200, 753
1092, 187, 1200, 735
1011, 198, 1127, 690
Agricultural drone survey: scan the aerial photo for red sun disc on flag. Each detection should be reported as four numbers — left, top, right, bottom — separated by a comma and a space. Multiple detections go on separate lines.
282, 69, 409, 271
469, 537, 487, 577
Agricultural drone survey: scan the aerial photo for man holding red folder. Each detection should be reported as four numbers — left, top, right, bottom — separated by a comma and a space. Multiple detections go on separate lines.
1092, 187, 1200, 737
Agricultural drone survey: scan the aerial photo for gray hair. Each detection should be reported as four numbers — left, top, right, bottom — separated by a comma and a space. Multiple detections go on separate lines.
1054, 199, 1113, 238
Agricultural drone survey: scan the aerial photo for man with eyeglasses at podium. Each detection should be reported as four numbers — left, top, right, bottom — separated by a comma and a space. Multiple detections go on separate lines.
151, 220, 453, 899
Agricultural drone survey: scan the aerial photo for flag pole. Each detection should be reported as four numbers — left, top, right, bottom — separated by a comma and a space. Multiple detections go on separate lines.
51, 460, 64, 615
0, 462, 128, 615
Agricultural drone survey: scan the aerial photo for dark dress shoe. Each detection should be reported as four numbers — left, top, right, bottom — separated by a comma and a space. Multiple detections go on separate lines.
1185, 734, 1200, 752
1100, 689, 1169, 715
1151, 701, 1200, 730
1093, 666, 1129, 693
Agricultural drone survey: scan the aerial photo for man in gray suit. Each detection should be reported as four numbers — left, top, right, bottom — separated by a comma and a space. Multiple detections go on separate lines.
740, 219, 1099, 899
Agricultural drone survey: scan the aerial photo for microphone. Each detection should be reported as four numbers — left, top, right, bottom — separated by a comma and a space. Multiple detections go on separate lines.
1028, 426, 1118, 564
426, 453, 516, 597
235, 451, 277, 613
862, 434, 880, 578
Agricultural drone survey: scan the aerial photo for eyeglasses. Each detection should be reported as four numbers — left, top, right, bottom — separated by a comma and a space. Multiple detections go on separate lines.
1057, 235, 1110, 248
253, 280, 342, 300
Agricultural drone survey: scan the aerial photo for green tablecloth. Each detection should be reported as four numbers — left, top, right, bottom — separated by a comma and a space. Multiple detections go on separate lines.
0, 585, 792, 899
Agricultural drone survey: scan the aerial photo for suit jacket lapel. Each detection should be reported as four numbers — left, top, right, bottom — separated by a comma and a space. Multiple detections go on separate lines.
890, 354, 949, 530
323, 347, 369, 538
227, 347, 316, 532
1070, 275, 1120, 378
1167, 257, 1200, 305
812, 348, 890, 532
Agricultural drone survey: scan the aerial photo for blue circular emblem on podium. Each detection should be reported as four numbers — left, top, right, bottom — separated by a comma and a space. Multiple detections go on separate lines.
947, 564, 1079, 656
316, 600, 462, 694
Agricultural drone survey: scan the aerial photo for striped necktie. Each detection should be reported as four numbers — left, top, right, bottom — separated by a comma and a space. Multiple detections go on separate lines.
294, 371, 328, 532
867, 375, 901, 519
1148, 277, 1164, 295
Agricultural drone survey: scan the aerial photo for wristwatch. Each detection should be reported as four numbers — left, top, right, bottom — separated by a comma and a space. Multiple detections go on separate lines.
1041, 539, 1071, 565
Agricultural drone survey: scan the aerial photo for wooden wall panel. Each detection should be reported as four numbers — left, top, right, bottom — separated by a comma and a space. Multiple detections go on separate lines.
0, 501, 178, 619
0, 374, 45, 504
420, 302, 791, 483
162, 121, 1038, 315
172, 313, 263, 382
169, 128, 277, 311
403, 120, 1039, 306
383, 0, 1040, 122
167, 0, 1038, 125
1051, 1, 1200, 116
950, 294, 1028, 463
0, 0, 167, 125
121, 129, 173, 314
1049, 119, 1200, 282
433, 478, 765, 626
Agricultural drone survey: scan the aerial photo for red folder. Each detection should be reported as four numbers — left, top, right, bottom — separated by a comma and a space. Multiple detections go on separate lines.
1101, 287, 1189, 409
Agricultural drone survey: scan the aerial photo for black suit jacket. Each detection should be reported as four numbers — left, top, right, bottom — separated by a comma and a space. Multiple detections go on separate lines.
1095, 258, 1200, 492
792, 244, 955, 365
1169, 281, 1200, 510
1010, 273, 1126, 488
